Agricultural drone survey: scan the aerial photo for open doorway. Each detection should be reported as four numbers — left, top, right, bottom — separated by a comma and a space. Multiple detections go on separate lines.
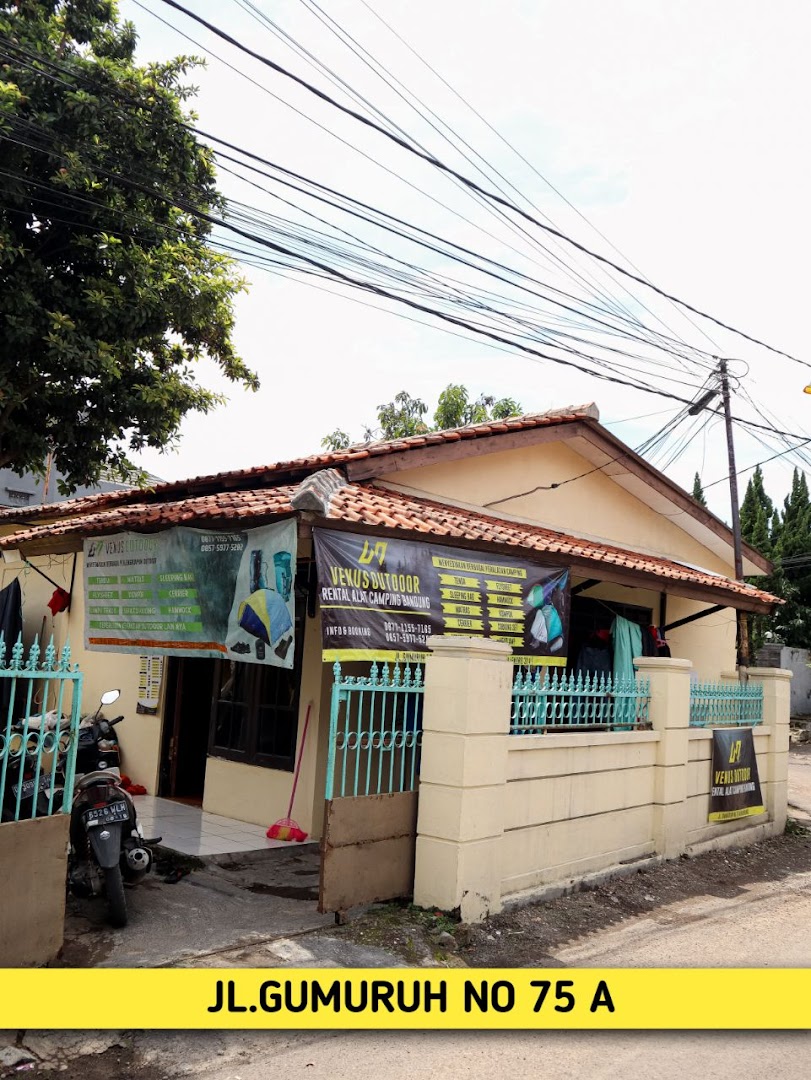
159, 656, 216, 802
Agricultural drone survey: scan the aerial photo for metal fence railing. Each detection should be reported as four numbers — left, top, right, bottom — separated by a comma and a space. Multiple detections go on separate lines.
326, 661, 423, 799
510, 668, 651, 734
689, 680, 763, 727
0, 635, 83, 822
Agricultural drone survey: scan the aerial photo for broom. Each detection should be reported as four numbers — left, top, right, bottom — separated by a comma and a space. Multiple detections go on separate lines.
267, 701, 312, 842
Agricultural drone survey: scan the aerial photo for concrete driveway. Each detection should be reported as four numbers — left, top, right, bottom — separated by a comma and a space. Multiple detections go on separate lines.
60, 843, 334, 967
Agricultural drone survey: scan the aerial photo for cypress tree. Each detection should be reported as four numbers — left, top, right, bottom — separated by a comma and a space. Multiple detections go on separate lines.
771, 469, 811, 646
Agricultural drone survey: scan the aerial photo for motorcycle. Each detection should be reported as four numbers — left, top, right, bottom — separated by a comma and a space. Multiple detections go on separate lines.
66, 690, 160, 928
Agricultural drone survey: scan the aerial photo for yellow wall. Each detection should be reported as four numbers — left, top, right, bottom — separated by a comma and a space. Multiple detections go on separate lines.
7, 556, 165, 792
394, 440, 735, 575
10, 551, 332, 833
569, 579, 737, 680
202, 609, 330, 838
393, 439, 742, 677
5, 431, 751, 837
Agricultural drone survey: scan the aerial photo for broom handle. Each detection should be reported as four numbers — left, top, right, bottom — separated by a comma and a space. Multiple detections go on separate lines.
286, 701, 312, 818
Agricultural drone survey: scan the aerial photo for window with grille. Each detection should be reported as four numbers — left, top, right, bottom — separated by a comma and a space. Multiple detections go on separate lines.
208, 586, 306, 771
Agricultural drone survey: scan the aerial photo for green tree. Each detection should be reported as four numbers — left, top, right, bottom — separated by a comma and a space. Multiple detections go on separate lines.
433, 384, 522, 430
739, 465, 774, 558
0, 0, 257, 491
771, 469, 811, 646
691, 472, 708, 508
321, 384, 523, 449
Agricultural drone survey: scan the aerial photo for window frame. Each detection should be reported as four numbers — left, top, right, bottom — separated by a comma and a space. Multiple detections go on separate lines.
207, 582, 307, 772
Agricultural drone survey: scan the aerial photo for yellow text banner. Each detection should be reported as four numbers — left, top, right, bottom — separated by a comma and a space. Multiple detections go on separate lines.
2, 969, 811, 1029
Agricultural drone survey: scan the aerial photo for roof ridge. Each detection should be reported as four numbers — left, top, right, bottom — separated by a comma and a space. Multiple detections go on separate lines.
0, 404, 596, 526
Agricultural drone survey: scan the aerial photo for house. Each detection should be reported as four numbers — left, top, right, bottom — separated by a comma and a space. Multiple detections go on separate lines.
0, 403, 779, 844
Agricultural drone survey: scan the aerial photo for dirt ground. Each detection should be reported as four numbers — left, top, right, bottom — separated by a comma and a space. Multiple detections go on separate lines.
0, 1044, 166, 1080
321, 822, 811, 967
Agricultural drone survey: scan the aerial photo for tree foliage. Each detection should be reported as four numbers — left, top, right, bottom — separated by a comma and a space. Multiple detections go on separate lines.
691, 472, 707, 508
321, 385, 523, 450
740, 465, 811, 650
0, 0, 257, 491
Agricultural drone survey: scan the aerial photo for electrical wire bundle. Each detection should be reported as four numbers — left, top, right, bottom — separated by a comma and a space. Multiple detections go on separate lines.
0, 0, 809, 496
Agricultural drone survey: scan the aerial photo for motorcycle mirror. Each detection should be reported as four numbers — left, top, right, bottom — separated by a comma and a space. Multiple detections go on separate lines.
100, 689, 120, 706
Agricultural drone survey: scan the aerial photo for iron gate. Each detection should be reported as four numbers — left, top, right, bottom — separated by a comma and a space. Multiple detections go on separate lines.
320, 662, 423, 915
0, 635, 83, 822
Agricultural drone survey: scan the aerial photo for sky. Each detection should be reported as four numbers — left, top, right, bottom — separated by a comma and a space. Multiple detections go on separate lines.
120, 0, 811, 523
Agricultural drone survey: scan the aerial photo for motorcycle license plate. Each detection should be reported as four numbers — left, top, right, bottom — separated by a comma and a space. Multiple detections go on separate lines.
84, 801, 128, 826
11, 775, 51, 799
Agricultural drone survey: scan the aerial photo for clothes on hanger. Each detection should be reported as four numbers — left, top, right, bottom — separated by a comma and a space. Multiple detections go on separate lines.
611, 615, 643, 682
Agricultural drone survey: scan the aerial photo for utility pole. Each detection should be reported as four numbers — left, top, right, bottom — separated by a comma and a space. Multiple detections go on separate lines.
718, 358, 749, 676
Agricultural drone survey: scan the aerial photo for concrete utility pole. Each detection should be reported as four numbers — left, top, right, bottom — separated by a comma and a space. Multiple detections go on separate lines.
718, 358, 750, 676
689, 359, 750, 675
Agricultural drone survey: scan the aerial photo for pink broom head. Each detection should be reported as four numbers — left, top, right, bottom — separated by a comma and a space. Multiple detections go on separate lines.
267, 820, 308, 842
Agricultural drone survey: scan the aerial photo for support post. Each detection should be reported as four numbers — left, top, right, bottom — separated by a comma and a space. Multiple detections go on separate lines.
719, 358, 750, 672
745, 667, 791, 833
634, 656, 692, 858
413, 636, 512, 923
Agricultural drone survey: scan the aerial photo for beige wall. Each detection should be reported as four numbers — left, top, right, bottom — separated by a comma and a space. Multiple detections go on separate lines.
394, 439, 735, 575
414, 641, 791, 922
503, 730, 658, 895
0, 815, 70, 967
568, 579, 737, 680
202, 609, 330, 838
2, 555, 161, 789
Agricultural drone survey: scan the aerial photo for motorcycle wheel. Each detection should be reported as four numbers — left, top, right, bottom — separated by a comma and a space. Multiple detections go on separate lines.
105, 865, 128, 928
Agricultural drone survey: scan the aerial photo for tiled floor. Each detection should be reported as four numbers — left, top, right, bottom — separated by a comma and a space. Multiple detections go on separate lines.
133, 794, 311, 857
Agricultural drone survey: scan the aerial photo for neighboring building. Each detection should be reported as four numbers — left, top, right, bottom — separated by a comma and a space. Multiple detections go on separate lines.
0, 466, 160, 510
0, 404, 780, 840
756, 643, 811, 717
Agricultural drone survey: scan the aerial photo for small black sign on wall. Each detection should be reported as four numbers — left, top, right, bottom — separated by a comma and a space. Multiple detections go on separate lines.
709, 727, 765, 823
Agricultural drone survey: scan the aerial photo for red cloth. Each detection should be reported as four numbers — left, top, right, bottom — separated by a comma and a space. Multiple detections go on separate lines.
47, 587, 70, 615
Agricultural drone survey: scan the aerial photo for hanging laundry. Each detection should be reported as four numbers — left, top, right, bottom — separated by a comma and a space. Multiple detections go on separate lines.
653, 625, 672, 657
0, 578, 22, 714
575, 631, 612, 677
611, 615, 643, 681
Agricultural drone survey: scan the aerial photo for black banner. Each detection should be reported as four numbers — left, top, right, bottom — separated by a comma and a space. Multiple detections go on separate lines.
709, 727, 765, 822
314, 528, 569, 665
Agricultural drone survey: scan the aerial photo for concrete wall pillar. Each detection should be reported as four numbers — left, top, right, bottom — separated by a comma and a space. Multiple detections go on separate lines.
746, 666, 792, 832
634, 656, 692, 858
413, 636, 512, 923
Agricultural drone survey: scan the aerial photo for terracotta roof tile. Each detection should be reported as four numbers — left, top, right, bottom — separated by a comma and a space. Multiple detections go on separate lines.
0, 470, 780, 609
0, 404, 596, 526
323, 485, 780, 608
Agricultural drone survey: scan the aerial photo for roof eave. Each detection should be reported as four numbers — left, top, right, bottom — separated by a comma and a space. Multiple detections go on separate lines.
577, 419, 773, 575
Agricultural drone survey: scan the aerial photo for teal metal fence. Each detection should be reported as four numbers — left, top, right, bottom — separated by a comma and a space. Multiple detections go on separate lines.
511, 668, 651, 733
0, 635, 83, 822
326, 662, 424, 799
689, 680, 763, 727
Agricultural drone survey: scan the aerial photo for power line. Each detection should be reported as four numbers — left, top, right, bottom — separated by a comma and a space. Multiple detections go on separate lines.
355, 0, 725, 355
704, 438, 811, 490
3, 40, 809, 450
158, 0, 806, 367
0, 33, 722, 374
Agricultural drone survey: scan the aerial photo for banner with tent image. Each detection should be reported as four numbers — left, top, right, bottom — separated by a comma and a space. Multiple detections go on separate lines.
84, 521, 297, 668
314, 527, 570, 665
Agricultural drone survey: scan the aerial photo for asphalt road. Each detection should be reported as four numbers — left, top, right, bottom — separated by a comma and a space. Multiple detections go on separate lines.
17, 748, 811, 1079
25, 845, 811, 1080
182, 855, 811, 1080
